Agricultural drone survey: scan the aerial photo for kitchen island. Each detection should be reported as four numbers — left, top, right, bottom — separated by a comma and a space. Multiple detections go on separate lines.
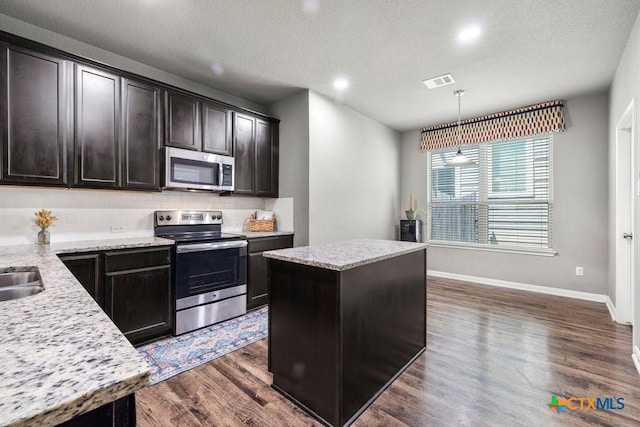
264, 239, 427, 427
0, 237, 172, 427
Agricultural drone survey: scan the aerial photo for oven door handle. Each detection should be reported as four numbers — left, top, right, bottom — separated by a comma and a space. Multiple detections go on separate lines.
176, 240, 248, 253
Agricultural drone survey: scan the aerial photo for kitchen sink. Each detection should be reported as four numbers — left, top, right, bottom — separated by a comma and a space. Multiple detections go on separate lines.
0, 271, 40, 287
0, 269, 44, 302
0, 284, 44, 302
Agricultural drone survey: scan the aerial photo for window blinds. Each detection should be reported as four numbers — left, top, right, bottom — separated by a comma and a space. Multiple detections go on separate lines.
427, 135, 552, 249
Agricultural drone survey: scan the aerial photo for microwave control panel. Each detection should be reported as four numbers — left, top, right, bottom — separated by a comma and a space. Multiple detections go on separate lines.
222, 164, 233, 186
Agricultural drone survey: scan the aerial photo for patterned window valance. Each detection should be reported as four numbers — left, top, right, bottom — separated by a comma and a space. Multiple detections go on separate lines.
420, 100, 565, 151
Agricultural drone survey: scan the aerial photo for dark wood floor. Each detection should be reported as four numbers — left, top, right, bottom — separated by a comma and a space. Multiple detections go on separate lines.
137, 276, 640, 426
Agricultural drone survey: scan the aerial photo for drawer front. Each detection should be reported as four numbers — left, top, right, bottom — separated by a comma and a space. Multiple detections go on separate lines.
104, 247, 171, 273
248, 235, 293, 254
175, 294, 246, 335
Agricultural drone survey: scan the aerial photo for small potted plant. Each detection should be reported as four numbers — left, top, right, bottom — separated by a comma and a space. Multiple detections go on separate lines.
34, 209, 57, 245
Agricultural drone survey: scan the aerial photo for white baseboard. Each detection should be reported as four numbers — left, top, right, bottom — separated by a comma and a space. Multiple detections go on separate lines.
605, 297, 617, 322
632, 346, 640, 375
427, 270, 609, 303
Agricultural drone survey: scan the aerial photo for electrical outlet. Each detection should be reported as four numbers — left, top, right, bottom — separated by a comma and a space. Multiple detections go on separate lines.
111, 225, 126, 233
576, 267, 584, 276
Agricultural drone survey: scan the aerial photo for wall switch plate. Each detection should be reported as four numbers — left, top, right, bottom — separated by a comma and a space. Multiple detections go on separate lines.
111, 225, 126, 233
576, 267, 584, 276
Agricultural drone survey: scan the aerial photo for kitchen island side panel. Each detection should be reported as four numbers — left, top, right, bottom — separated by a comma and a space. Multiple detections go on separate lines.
269, 259, 342, 426
340, 249, 426, 425
269, 247, 427, 427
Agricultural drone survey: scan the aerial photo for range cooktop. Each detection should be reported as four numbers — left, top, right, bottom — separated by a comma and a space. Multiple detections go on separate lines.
153, 210, 246, 243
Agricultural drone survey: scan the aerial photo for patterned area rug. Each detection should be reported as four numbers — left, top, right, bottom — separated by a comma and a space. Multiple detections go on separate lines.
138, 306, 268, 385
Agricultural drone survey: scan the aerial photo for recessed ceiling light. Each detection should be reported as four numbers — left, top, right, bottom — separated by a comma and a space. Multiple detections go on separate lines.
210, 63, 224, 75
458, 25, 481, 42
301, 0, 320, 14
333, 78, 349, 90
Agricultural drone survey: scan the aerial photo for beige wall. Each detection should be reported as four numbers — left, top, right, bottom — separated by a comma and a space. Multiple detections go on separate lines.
270, 90, 401, 246
399, 130, 427, 224
268, 90, 310, 246
308, 92, 401, 244
609, 12, 640, 343
401, 91, 609, 295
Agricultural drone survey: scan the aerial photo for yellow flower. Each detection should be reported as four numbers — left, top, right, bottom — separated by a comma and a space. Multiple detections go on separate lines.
34, 209, 57, 229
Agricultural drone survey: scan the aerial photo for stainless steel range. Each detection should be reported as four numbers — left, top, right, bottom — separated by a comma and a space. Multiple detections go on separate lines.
154, 210, 247, 335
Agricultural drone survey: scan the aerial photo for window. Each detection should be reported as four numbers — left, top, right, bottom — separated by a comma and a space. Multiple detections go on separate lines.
427, 135, 552, 251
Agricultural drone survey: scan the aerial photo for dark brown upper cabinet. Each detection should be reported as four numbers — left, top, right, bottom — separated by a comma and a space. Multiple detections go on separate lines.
233, 112, 256, 195
0, 32, 280, 196
0, 43, 70, 186
201, 101, 232, 156
165, 94, 231, 156
233, 112, 279, 197
165, 91, 200, 151
73, 64, 121, 188
122, 78, 162, 190
255, 119, 278, 197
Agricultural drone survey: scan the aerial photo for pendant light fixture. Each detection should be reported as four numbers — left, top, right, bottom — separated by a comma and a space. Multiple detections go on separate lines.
445, 89, 475, 167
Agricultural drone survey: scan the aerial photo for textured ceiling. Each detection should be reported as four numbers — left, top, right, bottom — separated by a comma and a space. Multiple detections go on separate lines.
0, 0, 638, 131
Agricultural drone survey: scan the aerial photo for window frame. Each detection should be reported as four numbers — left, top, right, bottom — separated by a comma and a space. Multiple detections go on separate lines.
426, 134, 556, 257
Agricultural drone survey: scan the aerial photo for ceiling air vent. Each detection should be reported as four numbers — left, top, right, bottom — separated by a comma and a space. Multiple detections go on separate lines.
422, 73, 455, 89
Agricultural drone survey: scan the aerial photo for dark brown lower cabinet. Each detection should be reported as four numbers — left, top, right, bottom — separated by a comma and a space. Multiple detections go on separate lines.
58, 252, 102, 306
58, 246, 172, 346
57, 394, 135, 427
104, 265, 171, 345
247, 234, 293, 310
104, 247, 172, 345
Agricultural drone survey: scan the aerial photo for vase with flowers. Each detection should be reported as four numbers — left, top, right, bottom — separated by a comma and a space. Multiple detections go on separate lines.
34, 209, 57, 245
406, 193, 417, 220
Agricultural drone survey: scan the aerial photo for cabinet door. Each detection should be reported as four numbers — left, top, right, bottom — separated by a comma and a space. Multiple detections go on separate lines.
202, 101, 232, 155
122, 78, 161, 190
58, 394, 135, 427
74, 64, 121, 188
247, 235, 293, 311
165, 91, 200, 150
0, 44, 69, 186
247, 252, 268, 310
104, 265, 172, 345
59, 252, 103, 307
255, 119, 278, 197
233, 112, 255, 194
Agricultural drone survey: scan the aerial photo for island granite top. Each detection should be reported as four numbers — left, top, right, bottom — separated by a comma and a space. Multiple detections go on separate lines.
263, 238, 427, 271
0, 236, 173, 427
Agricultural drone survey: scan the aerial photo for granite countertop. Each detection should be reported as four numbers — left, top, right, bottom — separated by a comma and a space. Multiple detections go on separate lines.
243, 230, 294, 239
0, 236, 173, 427
50, 236, 174, 254
263, 238, 427, 271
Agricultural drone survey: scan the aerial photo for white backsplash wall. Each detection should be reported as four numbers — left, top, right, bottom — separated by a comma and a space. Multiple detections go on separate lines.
0, 186, 285, 245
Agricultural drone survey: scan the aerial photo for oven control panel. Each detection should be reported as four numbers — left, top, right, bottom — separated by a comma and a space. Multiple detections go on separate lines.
155, 210, 223, 226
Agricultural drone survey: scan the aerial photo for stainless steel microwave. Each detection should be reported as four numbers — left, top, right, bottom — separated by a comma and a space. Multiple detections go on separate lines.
163, 147, 235, 192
